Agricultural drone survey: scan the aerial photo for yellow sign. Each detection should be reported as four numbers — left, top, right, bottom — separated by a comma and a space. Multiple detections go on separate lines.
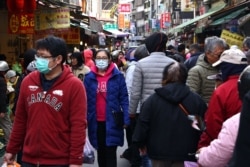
220, 29, 244, 48
35, 8, 70, 30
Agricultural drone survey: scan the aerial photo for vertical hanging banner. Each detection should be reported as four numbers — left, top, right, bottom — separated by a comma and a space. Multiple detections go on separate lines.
8, 13, 34, 34
118, 14, 125, 29
35, 7, 70, 31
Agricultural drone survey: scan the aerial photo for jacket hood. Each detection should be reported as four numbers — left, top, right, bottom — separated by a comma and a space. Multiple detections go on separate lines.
155, 82, 190, 104
84, 49, 93, 59
28, 64, 74, 86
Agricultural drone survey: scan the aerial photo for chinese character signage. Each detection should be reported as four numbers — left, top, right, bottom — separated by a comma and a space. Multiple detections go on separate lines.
220, 29, 244, 47
8, 13, 34, 34
34, 28, 80, 44
118, 4, 131, 13
35, 7, 70, 31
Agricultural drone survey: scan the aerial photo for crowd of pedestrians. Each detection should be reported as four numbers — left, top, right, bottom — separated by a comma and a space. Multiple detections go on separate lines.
0, 33, 250, 167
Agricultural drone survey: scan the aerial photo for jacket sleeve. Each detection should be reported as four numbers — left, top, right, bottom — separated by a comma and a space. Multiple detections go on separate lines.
6, 77, 28, 153
198, 114, 239, 167
229, 92, 250, 167
132, 95, 153, 148
186, 66, 202, 94
129, 63, 143, 115
119, 74, 130, 126
198, 91, 225, 148
69, 78, 87, 164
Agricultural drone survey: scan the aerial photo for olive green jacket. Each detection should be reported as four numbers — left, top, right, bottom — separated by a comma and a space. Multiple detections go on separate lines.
186, 54, 219, 104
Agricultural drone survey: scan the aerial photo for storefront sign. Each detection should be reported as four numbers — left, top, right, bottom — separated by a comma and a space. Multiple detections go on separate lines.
118, 3, 131, 13
8, 13, 34, 34
34, 27, 80, 44
161, 12, 171, 28
118, 14, 125, 29
35, 7, 70, 31
220, 29, 244, 47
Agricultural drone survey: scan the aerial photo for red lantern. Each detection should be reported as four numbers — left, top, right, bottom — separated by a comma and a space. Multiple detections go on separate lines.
7, 0, 24, 13
7, 0, 15, 13
24, 0, 37, 13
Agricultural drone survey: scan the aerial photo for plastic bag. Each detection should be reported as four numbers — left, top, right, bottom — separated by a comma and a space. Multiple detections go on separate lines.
83, 137, 95, 164
184, 161, 198, 167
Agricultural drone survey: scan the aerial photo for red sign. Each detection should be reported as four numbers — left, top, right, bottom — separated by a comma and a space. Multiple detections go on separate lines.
161, 12, 171, 28
118, 4, 131, 13
8, 13, 34, 34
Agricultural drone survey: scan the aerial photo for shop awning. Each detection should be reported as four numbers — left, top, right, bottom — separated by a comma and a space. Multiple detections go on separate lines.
210, 7, 247, 26
104, 29, 130, 38
168, 2, 226, 34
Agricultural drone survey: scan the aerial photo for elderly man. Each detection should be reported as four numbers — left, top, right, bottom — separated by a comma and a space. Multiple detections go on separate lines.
186, 36, 227, 104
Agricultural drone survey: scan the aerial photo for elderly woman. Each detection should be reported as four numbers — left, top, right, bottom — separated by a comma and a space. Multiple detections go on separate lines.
133, 62, 207, 167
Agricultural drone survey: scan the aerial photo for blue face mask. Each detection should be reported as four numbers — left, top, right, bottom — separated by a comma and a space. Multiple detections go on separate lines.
35, 57, 50, 74
95, 59, 109, 70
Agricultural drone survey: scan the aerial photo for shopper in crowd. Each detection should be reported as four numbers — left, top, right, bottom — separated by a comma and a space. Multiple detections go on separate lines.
84, 49, 130, 167
198, 48, 248, 149
70, 51, 90, 81
121, 44, 150, 167
186, 36, 227, 104
197, 65, 250, 167
245, 50, 250, 65
129, 32, 176, 167
229, 66, 250, 167
242, 36, 250, 53
0, 61, 12, 146
5, 70, 19, 121
84, 48, 95, 69
4, 36, 87, 167
133, 62, 207, 167
172, 43, 186, 63
184, 43, 202, 71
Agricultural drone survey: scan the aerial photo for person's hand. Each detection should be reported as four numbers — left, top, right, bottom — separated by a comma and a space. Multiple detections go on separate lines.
139, 146, 147, 156
0, 113, 5, 118
3, 153, 16, 164
69, 165, 82, 167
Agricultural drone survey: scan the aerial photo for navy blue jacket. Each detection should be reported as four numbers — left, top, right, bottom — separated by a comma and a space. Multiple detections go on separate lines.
84, 66, 129, 149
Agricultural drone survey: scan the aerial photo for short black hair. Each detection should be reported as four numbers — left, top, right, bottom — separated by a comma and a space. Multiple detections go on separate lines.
177, 43, 186, 52
35, 36, 67, 64
94, 49, 112, 60
71, 52, 84, 67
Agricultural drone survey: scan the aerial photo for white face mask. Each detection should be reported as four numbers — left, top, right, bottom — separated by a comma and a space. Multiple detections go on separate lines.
95, 59, 109, 70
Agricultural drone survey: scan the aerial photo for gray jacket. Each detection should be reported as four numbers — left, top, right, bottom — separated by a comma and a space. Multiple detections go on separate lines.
129, 52, 175, 115
186, 54, 219, 104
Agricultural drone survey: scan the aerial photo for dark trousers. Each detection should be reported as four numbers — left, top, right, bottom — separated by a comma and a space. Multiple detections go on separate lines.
97, 121, 117, 167
22, 162, 68, 167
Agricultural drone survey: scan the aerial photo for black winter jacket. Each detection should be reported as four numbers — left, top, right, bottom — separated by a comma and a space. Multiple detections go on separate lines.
0, 75, 7, 113
133, 82, 207, 161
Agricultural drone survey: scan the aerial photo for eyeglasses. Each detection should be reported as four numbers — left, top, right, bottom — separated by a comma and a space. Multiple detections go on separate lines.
96, 57, 109, 60
35, 54, 53, 59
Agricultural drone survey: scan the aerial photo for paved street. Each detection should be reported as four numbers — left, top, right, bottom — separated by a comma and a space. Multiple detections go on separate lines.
84, 139, 131, 167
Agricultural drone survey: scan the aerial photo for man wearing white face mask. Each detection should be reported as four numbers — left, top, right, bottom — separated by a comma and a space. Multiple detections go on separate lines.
84, 49, 129, 167
4, 36, 87, 167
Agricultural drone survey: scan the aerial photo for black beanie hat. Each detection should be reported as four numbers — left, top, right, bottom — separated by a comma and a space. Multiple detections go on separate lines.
238, 65, 250, 100
145, 32, 168, 53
